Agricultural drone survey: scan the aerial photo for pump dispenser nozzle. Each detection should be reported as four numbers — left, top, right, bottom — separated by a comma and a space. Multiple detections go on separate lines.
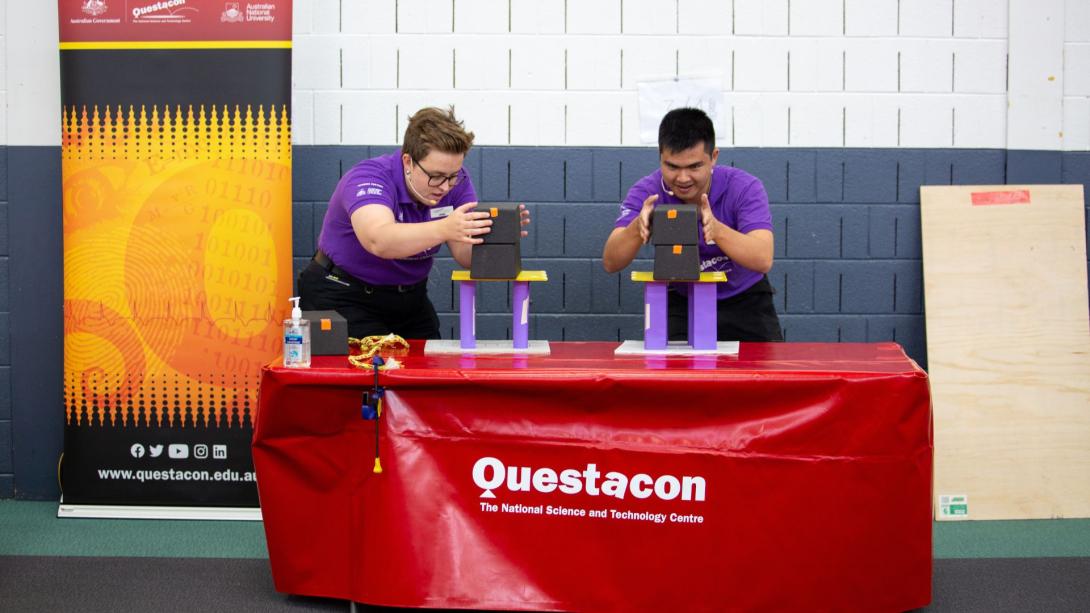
289, 297, 302, 324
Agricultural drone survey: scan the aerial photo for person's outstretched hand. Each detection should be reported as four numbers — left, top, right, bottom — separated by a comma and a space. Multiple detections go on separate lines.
445, 201, 492, 244
637, 194, 658, 243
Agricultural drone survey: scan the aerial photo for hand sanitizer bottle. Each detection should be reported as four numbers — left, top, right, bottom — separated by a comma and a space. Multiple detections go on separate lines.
283, 297, 311, 368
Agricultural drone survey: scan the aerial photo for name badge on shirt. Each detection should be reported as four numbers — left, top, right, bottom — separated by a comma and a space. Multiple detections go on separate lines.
430, 205, 454, 219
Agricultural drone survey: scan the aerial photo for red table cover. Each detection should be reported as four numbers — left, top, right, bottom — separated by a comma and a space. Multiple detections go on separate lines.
252, 342, 932, 611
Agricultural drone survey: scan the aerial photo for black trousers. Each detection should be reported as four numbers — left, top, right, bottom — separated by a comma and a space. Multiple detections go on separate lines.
667, 276, 784, 342
297, 261, 440, 340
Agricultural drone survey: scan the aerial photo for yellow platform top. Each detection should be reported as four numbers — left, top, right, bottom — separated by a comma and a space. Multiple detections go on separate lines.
630, 271, 727, 283
452, 270, 549, 282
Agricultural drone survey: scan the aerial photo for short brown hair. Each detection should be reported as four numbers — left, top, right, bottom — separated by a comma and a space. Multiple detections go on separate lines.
402, 106, 475, 162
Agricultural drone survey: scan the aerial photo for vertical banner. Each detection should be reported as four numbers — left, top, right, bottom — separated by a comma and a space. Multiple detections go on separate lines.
57, 1, 292, 510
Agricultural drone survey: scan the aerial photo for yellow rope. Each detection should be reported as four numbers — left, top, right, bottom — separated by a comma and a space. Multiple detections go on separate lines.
348, 334, 410, 369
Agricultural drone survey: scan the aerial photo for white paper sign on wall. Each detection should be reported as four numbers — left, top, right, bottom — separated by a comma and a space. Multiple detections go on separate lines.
637, 77, 725, 145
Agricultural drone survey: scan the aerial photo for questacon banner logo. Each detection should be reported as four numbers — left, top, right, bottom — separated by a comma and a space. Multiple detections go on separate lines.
471, 456, 708, 525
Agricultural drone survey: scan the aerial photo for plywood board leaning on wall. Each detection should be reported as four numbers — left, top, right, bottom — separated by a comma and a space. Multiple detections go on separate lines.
921, 185, 1090, 521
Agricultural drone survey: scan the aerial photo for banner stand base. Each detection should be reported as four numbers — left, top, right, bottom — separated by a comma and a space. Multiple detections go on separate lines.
58, 503, 262, 521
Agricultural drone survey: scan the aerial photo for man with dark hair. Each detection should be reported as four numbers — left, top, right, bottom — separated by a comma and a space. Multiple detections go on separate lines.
602, 107, 783, 342
299, 106, 528, 339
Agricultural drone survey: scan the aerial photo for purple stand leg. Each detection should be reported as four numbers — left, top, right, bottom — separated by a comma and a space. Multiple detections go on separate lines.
459, 281, 476, 349
512, 281, 530, 349
687, 283, 696, 347
644, 282, 667, 350
691, 282, 717, 350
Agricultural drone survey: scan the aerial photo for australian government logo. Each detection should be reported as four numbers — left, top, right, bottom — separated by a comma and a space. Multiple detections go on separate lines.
471, 456, 708, 525
71, 0, 121, 24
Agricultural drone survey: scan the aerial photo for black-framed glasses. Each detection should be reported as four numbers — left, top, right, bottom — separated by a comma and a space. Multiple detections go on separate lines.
413, 158, 463, 187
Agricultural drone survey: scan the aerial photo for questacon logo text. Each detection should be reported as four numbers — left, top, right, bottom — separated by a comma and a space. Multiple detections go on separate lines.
472, 456, 706, 502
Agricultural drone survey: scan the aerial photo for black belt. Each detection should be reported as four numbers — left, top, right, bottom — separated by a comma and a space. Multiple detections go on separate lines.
312, 249, 427, 293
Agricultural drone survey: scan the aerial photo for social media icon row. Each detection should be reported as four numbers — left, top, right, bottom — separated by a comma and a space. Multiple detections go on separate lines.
130, 444, 227, 460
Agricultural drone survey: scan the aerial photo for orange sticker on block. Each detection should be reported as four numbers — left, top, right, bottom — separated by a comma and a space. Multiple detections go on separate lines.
490, 207, 499, 217
971, 190, 1031, 206
321, 319, 332, 331
672, 245, 682, 255
667, 209, 677, 219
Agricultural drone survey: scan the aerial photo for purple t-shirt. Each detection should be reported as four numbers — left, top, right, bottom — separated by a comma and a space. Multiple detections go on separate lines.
614, 165, 773, 300
317, 152, 477, 285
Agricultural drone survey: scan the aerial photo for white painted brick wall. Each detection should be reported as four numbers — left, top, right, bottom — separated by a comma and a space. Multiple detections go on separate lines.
733, 39, 789, 92
1063, 96, 1090, 149
621, 40, 679, 89
954, 0, 1008, 38
1065, 0, 1090, 43
567, 38, 623, 90
789, 0, 843, 37
7, 0, 1090, 149
291, 91, 315, 145
567, 0, 621, 35
900, 0, 953, 38
398, 40, 456, 90
293, 0, 314, 34
510, 0, 566, 34
339, 91, 401, 144
731, 93, 789, 147
844, 96, 900, 147
898, 96, 954, 147
566, 94, 624, 145
341, 37, 399, 90
900, 40, 954, 93
677, 38, 732, 88
623, 0, 677, 35
1064, 43, 1090, 96
844, 0, 897, 37
677, 0, 733, 35
509, 93, 567, 145
292, 36, 342, 90
844, 40, 899, 92
510, 38, 566, 91
734, 0, 788, 36
788, 39, 845, 92
445, 92, 510, 145
397, 0, 454, 34
453, 0, 508, 34
952, 95, 1007, 148
788, 95, 844, 146
342, 0, 397, 34
953, 40, 1009, 94
452, 36, 509, 91
310, 0, 341, 34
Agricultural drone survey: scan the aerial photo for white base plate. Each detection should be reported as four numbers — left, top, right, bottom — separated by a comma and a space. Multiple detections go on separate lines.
425, 339, 551, 355
614, 340, 740, 356
57, 503, 262, 521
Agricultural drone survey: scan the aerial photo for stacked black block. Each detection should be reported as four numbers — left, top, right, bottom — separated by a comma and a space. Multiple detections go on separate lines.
471, 203, 522, 279
302, 310, 348, 355
652, 206, 700, 281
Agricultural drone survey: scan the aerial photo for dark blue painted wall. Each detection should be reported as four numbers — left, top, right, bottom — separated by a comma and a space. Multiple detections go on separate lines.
4, 145, 1090, 498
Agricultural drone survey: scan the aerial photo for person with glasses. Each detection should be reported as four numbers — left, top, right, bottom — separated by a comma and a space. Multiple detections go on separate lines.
299, 106, 528, 339
602, 107, 783, 342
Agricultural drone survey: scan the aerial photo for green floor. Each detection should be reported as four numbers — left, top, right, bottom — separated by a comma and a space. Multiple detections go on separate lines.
2, 499, 1089, 559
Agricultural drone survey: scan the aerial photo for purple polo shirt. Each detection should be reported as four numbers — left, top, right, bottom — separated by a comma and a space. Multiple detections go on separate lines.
614, 165, 773, 300
317, 152, 477, 285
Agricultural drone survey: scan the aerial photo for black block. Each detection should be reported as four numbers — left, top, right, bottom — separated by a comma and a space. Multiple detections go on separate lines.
302, 310, 348, 355
480, 203, 521, 244
653, 245, 700, 281
471, 243, 522, 279
651, 205, 699, 246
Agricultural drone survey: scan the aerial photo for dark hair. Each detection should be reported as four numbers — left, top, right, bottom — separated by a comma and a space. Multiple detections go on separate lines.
402, 106, 475, 162
658, 107, 715, 156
